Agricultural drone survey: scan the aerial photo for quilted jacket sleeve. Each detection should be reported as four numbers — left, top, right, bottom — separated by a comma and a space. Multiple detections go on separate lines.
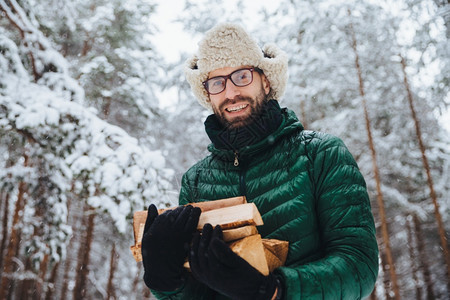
275, 134, 379, 299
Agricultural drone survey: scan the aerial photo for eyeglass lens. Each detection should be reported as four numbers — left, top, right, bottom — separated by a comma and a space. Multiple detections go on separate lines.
204, 68, 254, 95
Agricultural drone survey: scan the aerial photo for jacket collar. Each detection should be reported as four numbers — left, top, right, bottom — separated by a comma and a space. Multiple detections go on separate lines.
205, 101, 304, 163
205, 100, 282, 150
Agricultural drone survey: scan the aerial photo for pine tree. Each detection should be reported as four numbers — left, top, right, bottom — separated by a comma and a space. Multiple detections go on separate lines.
269, 0, 449, 297
0, 0, 173, 298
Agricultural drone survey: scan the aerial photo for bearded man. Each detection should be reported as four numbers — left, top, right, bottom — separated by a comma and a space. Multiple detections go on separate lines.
141, 23, 379, 300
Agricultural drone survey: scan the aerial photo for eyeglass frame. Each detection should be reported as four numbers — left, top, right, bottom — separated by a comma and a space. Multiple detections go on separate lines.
202, 67, 263, 95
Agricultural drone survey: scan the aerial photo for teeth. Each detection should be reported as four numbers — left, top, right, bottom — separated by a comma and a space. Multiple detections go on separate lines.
226, 104, 248, 112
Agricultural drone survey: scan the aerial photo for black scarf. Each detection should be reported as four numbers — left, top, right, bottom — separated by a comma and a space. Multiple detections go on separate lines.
204, 100, 283, 151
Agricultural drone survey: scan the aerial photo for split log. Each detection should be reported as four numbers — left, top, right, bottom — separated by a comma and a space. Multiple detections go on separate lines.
159, 196, 246, 214
262, 239, 289, 272
222, 225, 258, 242
196, 203, 263, 230
130, 203, 263, 262
229, 234, 269, 275
183, 236, 289, 275
131, 197, 248, 261
130, 197, 289, 275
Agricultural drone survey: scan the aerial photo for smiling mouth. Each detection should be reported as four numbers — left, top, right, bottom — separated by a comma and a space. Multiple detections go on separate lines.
225, 104, 248, 113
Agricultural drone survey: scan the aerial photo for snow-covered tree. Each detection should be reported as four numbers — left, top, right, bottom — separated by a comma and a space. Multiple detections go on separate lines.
0, 0, 172, 298
267, 0, 449, 298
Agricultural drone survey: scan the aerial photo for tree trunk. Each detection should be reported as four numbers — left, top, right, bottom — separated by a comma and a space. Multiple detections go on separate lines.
371, 202, 391, 298
29, 170, 51, 299
103, 96, 112, 120
17, 257, 36, 300
107, 244, 117, 300
379, 239, 394, 300
132, 264, 142, 299
17, 258, 29, 300
406, 215, 422, 300
73, 206, 96, 300
143, 286, 152, 299
347, 9, 401, 300
0, 191, 11, 279
400, 55, 450, 290
60, 190, 77, 300
60, 260, 70, 298
45, 261, 59, 300
413, 214, 436, 300
369, 281, 378, 300
1, 142, 16, 281
0, 154, 28, 299
36, 252, 50, 298
7, 215, 23, 300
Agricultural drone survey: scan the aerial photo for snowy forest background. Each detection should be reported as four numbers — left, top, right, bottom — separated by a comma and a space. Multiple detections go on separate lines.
0, 0, 449, 299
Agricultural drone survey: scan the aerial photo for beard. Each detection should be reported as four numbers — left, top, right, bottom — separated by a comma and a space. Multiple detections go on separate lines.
211, 88, 269, 129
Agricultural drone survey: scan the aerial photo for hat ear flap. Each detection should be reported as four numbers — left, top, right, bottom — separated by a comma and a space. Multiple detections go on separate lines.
184, 55, 211, 109
261, 43, 285, 60
260, 43, 289, 101
185, 55, 199, 70
262, 46, 275, 58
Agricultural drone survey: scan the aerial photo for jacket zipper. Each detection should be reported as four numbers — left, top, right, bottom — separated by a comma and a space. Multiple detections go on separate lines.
234, 151, 247, 197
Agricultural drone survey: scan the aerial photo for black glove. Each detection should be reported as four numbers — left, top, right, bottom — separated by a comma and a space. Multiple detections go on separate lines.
142, 204, 201, 291
189, 224, 280, 300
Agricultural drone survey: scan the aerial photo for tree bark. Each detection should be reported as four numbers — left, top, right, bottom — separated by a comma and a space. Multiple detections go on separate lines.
369, 282, 378, 300
17, 257, 31, 300
347, 9, 401, 300
132, 265, 142, 299
413, 214, 436, 300
400, 55, 450, 290
107, 244, 117, 300
28, 170, 51, 299
73, 206, 96, 300
0, 144, 15, 283
103, 96, 112, 120
0, 154, 28, 299
45, 261, 59, 300
36, 252, 50, 298
379, 248, 394, 300
0, 191, 10, 279
60, 191, 76, 300
406, 215, 422, 300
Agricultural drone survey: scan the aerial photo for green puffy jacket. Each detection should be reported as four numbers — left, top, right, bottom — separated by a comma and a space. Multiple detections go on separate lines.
152, 107, 379, 299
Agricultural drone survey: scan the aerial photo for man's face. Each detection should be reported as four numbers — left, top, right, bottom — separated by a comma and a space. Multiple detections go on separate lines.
207, 66, 270, 129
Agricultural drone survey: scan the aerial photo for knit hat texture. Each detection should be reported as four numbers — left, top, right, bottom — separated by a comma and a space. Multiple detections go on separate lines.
185, 23, 288, 109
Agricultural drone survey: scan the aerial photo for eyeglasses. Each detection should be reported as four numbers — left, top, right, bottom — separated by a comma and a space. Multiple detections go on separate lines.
203, 68, 256, 95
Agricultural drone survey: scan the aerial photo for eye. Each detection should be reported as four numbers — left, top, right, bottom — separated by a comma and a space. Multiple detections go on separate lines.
211, 79, 224, 87
232, 69, 252, 85
205, 77, 225, 93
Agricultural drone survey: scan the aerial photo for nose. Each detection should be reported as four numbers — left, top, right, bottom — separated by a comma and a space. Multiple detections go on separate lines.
223, 78, 240, 100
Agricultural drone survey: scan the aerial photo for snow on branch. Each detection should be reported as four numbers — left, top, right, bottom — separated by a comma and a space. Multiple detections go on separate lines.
1, 75, 172, 234
1, 29, 172, 237
0, 0, 74, 86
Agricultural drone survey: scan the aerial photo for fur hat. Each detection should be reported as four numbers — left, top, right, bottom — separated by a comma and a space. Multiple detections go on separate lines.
184, 23, 289, 109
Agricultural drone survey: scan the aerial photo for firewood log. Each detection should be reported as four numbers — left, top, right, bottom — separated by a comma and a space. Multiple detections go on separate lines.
130, 197, 248, 261
262, 239, 289, 272
222, 225, 258, 242
229, 234, 269, 275
130, 197, 289, 276
196, 203, 263, 230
